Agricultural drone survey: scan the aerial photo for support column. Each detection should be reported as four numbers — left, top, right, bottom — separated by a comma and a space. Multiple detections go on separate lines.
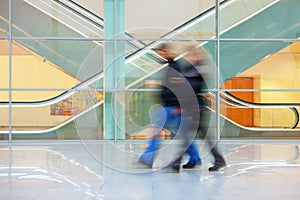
104, 0, 125, 140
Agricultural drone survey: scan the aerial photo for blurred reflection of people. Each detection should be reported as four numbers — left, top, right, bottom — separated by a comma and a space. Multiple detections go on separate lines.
182, 46, 226, 171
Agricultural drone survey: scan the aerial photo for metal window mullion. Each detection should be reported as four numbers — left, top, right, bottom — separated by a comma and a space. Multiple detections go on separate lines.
10, 36, 300, 42
216, 0, 221, 141
8, 0, 13, 142
113, 0, 117, 142
8, 0, 13, 199
10, 36, 218, 41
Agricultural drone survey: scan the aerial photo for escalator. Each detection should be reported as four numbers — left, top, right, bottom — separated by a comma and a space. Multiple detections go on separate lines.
205, 0, 300, 82
125, 0, 300, 139
0, 0, 148, 82
1, 0, 300, 139
212, 92, 300, 138
0, 0, 160, 139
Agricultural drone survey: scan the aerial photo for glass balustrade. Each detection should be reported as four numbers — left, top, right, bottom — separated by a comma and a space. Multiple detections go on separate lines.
1, 0, 300, 140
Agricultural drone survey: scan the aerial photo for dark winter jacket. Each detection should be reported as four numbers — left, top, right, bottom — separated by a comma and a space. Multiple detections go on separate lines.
160, 58, 205, 107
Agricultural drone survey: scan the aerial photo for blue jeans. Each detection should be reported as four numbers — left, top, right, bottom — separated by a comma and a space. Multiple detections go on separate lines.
151, 106, 201, 165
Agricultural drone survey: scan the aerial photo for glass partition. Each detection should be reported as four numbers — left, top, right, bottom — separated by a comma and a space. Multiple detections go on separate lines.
0, 39, 9, 140
220, 40, 300, 139
3, 89, 103, 140
0, 96, 9, 140
220, 0, 300, 39
124, 41, 218, 140
1, 0, 300, 141
11, 0, 103, 38
219, 95, 300, 140
220, 41, 300, 90
12, 39, 104, 84
0, 0, 9, 37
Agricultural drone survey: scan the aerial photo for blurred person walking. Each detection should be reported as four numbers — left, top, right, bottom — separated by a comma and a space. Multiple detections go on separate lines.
181, 46, 226, 171
139, 43, 201, 172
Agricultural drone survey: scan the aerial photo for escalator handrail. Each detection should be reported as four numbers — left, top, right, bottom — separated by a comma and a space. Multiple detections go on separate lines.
0, 72, 103, 107
53, 0, 147, 48
2, 90, 298, 134
53, 0, 103, 28
204, 98, 300, 132
125, 0, 230, 60
58, 0, 104, 23
0, 100, 104, 134
223, 91, 300, 108
216, 91, 300, 129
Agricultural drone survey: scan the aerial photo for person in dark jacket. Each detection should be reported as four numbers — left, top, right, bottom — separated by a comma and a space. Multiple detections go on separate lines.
154, 43, 202, 172
181, 46, 226, 171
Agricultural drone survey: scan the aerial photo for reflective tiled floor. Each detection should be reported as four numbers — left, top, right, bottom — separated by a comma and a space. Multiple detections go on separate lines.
1, 141, 300, 200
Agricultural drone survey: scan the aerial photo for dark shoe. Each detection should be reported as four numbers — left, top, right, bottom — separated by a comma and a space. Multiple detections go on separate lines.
208, 162, 226, 172
172, 165, 180, 173
182, 162, 202, 169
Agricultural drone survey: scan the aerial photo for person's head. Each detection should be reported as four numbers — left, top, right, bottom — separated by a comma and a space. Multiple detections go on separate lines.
154, 43, 175, 59
184, 46, 204, 65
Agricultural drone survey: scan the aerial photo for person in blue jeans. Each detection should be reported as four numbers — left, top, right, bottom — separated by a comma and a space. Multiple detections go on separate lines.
140, 43, 202, 172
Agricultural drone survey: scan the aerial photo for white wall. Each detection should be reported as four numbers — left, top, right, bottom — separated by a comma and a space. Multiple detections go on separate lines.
71, 0, 215, 36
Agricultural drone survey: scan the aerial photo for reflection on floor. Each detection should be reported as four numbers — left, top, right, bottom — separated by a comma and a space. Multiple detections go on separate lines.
0, 141, 300, 200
